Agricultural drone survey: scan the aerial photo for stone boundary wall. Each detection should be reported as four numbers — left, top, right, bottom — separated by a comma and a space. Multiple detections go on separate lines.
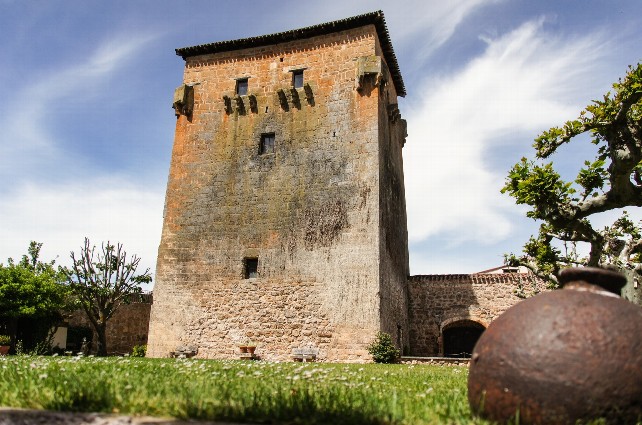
67, 295, 153, 355
408, 273, 546, 357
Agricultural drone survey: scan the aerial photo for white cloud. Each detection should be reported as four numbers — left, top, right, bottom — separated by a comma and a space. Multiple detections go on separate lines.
404, 18, 609, 246
385, 0, 503, 59
0, 181, 164, 289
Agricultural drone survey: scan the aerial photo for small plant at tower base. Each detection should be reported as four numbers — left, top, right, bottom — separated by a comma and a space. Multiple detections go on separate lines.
367, 331, 400, 363
131, 344, 147, 357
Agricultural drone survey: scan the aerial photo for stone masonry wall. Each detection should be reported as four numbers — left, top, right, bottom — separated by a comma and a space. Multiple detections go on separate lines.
408, 273, 546, 356
376, 41, 410, 349
148, 25, 407, 362
68, 300, 152, 355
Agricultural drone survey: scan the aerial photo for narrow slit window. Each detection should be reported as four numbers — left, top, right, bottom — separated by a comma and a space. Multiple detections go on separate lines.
236, 78, 248, 96
292, 69, 304, 89
260, 133, 275, 155
244, 258, 258, 279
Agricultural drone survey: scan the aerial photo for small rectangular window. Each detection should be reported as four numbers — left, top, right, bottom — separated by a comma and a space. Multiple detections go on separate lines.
244, 258, 258, 279
292, 69, 304, 89
236, 78, 248, 96
260, 133, 275, 155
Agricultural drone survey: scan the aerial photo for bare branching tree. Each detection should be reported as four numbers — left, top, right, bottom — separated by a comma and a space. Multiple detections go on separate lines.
66, 238, 152, 356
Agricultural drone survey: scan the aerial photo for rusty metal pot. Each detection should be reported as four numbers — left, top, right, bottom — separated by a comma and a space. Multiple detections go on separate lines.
468, 267, 642, 424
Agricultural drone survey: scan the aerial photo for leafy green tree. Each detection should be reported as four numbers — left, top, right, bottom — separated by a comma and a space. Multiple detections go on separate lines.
0, 242, 71, 350
65, 238, 152, 356
502, 63, 642, 302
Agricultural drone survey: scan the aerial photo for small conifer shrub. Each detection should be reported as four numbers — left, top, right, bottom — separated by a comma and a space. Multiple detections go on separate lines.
131, 344, 147, 357
367, 332, 400, 363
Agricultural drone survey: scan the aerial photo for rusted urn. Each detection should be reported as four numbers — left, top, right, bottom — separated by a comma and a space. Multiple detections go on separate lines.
468, 267, 642, 424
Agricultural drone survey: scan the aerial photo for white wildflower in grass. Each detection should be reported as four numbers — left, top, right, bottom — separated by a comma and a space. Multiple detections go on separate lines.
0, 358, 472, 424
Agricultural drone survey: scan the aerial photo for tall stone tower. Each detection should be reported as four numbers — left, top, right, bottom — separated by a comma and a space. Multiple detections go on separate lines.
147, 11, 409, 362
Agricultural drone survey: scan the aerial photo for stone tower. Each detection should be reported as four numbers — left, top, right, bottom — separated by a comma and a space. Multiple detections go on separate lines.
147, 11, 409, 362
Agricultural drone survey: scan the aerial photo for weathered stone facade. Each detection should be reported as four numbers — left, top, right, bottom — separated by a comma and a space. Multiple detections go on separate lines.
144, 11, 551, 362
408, 273, 546, 357
147, 12, 409, 362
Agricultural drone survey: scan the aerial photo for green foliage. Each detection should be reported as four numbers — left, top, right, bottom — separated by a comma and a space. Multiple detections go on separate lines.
65, 238, 152, 356
131, 344, 147, 357
0, 357, 477, 424
0, 242, 71, 320
502, 158, 574, 220
575, 159, 608, 200
0, 335, 10, 345
367, 332, 400, 364
503, 63, 642, 285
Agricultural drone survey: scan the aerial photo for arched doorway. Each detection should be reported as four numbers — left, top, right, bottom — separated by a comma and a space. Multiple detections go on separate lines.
442, 320, 485, 358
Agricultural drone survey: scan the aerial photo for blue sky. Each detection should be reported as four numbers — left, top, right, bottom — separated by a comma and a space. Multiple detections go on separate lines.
1, 0, 640, 285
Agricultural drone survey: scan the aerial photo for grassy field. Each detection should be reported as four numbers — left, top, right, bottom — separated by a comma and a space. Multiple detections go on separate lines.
0, 356, 490, 424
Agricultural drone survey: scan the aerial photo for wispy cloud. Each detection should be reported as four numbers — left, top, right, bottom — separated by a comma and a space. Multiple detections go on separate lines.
0, 32, 159, 180
386, 0, 503, 59
404, 17, 610, 248
273, 0, 498, 61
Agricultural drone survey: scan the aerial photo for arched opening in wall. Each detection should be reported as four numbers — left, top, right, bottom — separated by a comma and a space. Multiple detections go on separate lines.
442, 320, 485, 358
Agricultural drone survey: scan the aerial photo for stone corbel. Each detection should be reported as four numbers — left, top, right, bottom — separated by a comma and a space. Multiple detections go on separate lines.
172, 84, 194, 117
222, 95, 233, 114
356, 56, 385, 94
277, 89, 289, 111
248, 94, 258, 113
234, 95, 245, 114
289, 88, 301, 109
399, 119, 407, 147
303, 83, 315, 105
387, 104, 401, 123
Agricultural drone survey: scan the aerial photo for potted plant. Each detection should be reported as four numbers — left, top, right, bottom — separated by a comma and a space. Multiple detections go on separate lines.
0, 335, 11, 356
246, 341, 257, 355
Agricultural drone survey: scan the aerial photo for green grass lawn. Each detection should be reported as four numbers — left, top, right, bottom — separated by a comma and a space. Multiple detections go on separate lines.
0, 356, 491, 424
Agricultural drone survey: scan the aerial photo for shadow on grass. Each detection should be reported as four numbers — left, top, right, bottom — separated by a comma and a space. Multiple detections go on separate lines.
182, 387, 395, 425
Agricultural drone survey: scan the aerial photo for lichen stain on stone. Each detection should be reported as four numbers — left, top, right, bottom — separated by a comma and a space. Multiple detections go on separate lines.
303, 200, 348, 250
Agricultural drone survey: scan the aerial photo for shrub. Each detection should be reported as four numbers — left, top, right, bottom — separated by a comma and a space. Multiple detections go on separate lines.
367, 332, 400, 363
15, 340, 24, 355
0, 335, 10, 346
131, 344, 147, 357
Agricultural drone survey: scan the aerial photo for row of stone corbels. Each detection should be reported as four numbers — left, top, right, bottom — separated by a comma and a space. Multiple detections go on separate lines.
221, 83, 316, 115
276, 83, 315, 110
222, 93, 258, 114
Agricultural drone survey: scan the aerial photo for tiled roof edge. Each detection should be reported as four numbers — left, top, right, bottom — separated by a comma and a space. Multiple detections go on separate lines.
175, 10, 406, 97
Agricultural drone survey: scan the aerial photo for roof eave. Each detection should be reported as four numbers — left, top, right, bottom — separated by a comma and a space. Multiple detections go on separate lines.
175, 10, 406, 97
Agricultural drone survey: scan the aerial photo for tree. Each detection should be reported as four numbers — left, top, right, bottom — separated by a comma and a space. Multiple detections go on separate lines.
502, 62, 642, 302
0, 242, 71, 351
65, 238, 152, 356
367, 331, 400, 363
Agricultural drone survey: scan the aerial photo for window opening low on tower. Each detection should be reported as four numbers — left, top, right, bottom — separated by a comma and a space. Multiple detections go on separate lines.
244, 258, 258, 279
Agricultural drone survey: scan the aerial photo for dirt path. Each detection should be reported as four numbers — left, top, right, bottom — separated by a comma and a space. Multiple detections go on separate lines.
0, 408, 244, 425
